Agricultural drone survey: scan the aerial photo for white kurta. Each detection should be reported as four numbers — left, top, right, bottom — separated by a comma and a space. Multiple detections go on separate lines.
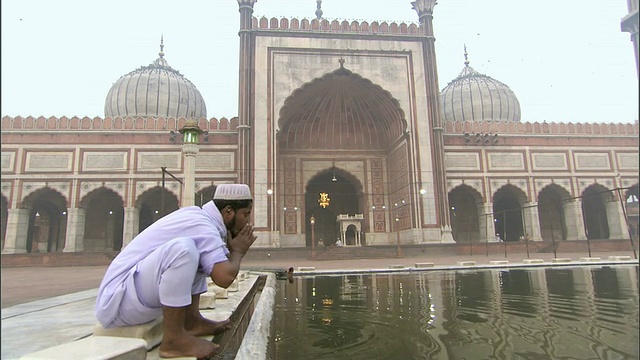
95, 201, 229, 328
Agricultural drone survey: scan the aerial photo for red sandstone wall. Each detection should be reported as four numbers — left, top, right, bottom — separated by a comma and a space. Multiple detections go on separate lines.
251, 17, 419, 36
1, 116, 239, 132
444, 120, 639, 136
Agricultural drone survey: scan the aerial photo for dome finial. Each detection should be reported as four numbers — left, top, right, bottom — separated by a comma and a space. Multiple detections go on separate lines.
463, 44, 470, 67
159, 35, 165, 58
315, 0, 323, 20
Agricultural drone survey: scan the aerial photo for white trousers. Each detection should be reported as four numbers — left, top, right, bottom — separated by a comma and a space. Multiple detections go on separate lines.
111, 237, 208, 327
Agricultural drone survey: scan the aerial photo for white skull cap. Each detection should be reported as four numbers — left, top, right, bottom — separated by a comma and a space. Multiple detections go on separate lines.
213, 184, 253, 201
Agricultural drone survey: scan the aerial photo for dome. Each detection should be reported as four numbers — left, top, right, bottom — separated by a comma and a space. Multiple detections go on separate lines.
104, 40, 207, 119
440, 51, 520, 122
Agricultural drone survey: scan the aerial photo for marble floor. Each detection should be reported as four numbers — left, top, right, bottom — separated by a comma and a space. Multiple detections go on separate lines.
1, 289, 99, 359
2, 253, 637, 359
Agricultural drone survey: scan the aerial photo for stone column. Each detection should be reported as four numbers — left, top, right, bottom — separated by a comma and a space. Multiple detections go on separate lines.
122, 206, 140, 247
2, 208, 30, 254
571, 267, 594, 294
182, 143, 199, 207
484, 270, 502, 304
478, 203, 498, 243
563, 199, 587, 240
522, 202, 542, 241
615, 266, 638, 298
605, 199, 630, 239
424, 271, 451, 357
237, 0, 257, 184
529, 268, 548, 292
412, 0, 451, 243
63, 208, 86, 252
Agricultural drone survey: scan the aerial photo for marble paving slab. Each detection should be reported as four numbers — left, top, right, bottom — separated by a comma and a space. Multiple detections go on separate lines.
2, 291, 99, 359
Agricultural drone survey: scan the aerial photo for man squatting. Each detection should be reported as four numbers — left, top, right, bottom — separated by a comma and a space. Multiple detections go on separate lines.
95, 184, 257, 359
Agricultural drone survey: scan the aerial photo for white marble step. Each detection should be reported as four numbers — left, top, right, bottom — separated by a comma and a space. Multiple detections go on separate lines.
93, 317, 163, 350
19, 336, 147, 360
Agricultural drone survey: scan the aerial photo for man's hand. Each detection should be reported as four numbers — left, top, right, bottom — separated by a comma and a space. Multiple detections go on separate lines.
212, 224, 256, 288
228, 223, 257, 256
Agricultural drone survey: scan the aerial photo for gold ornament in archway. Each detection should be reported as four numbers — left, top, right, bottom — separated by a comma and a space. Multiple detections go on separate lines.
319, 192, 330, 208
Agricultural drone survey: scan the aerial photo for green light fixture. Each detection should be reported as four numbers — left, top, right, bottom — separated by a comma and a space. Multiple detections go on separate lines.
179, 118, 203, 144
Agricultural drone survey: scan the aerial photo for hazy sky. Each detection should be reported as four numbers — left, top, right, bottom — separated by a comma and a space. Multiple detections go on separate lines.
1, 0, 637, 123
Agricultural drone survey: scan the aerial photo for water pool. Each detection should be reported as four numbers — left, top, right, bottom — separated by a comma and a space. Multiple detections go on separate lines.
273, 265, 638, 359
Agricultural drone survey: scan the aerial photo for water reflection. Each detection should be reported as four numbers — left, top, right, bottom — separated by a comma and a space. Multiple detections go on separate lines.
273, 266, 639, 360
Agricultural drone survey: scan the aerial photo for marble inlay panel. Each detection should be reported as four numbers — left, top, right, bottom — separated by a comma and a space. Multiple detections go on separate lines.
445, 153, 480, 170
488, 153, 524, 170
618, 153, 639, 169
25, 152, 72, 172
532, 153, 567, 170
575, 153, 610, 170
1, 152, 15, 171
83, 152, 127, 171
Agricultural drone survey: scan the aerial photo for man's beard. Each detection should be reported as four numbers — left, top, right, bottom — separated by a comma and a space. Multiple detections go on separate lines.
227, 215, 238, 237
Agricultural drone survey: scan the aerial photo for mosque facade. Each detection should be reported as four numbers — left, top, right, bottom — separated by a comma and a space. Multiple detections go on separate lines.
1, 0, 638, 255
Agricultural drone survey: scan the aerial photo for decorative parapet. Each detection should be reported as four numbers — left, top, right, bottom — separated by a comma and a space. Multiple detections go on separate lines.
337, 213, 365, 220
0, 116, 240, 132
251, 16, 420, 36
444, 120, 639, 136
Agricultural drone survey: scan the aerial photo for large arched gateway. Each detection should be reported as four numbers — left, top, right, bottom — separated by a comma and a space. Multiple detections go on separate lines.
275, 66, 422, 249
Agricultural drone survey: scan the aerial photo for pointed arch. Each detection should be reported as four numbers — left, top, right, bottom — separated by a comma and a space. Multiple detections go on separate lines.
305, 166, 364, 196
20, 187, 67, 253
196, 185, 216, 207
1, 194, 8, 251
537, 184, 571, 241
448, 184, 483, 243
80, 187, 125, 251
136, 186, 179, 232
492, 184, 527, 242
21, 186, 68, 210
304, 169, 363, 248
624, 183, 639, 240
80, 186, 125, 209
581, 183, 612, 239
278, 66, 407, 150
491, 183, 528, 204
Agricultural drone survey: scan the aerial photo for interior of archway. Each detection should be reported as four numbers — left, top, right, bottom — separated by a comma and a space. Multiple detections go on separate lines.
278, 67, 411, 243
22, 188, 67, 253
137, 187, 179, 233
305, 171, 360, 247
625, 184, 639, 240
538, 184, 569, 241
196, 186, 216, 207
345, 224, 358, 246
493, 185, 526, 242
582, 184, 610, 240
278, 67, 406, 151
448, 185, 482, 243
81, 187, 124, 251
1, 196, 7, 251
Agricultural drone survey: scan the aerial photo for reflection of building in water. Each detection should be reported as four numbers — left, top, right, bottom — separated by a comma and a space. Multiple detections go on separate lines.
273, 266, 639, 358
275, 265, 640, 359
1, 1, 638, 255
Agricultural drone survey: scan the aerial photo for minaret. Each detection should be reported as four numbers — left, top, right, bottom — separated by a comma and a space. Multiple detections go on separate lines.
237, 0, 257, 184
411, 0, 454, 243
621, 0, 639, 76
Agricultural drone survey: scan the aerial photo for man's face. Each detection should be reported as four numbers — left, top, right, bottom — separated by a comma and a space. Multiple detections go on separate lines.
223, 205, 253, 236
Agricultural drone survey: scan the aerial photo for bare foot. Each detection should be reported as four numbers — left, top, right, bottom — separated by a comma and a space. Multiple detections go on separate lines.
185, 315, 232, 337
159, 332, 218, 359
